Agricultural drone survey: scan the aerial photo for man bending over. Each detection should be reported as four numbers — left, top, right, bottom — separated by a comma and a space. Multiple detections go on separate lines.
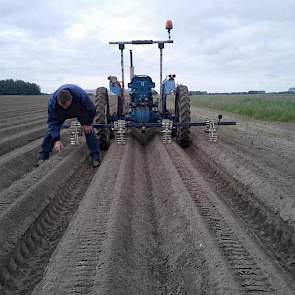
37, 84, 100, 167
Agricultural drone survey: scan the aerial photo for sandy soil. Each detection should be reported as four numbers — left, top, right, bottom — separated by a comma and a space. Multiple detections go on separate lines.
0, 96, 294, 294
190, 107, 295, 233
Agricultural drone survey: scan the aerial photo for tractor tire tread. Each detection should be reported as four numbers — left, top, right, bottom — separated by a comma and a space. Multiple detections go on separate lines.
95, 87, 110, 150
176, 85, 191, 147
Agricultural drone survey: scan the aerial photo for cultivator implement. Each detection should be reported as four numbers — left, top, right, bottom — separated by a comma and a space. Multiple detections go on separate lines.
69, 121, 82, 145
206, 119, 218, 142
113, 120, 127, 145
161, 120, 173, 144
68, 117, 236, 146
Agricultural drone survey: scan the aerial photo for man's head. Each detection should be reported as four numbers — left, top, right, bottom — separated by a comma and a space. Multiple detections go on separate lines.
57, 90, 72, 109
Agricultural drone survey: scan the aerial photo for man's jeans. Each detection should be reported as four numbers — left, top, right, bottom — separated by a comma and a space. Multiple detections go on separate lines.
39, 130, 100, 160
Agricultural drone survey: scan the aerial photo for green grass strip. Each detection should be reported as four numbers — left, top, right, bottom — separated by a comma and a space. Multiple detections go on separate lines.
190, 94, 295, 122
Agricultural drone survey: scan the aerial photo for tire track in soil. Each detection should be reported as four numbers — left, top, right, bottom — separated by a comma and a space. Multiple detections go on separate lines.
2, 163, 96, 295
0, 144, 101, 295
33, 136, 239, 294
0, 142, 123, 295
0, 145, 92, 293
93, 136, 159, 295
93, 136, 198, 294
186, 139, 295, 281
164, 140, 295, 294
0, 123, 293, 294
31, 143, 125, 294
146, 137, 239, 295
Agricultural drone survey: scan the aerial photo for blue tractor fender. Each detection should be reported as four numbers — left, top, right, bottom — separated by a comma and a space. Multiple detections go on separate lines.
163, 78, 176, 95
109, 82, 121, 96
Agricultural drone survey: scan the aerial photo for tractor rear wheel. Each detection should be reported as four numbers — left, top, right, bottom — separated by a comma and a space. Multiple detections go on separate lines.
175, 85, 191, 147
95, 87, 111, 150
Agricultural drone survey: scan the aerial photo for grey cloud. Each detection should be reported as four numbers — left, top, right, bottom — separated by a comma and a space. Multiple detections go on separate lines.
1, 0, 295, 93
0, 0, 76, 38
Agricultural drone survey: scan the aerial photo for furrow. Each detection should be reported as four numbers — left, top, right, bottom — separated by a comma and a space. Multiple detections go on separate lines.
0, 142, 76, 214
147, 137, 241, 294
0, 108, 47, 120
92, 136, 167, 295
0, 125, 47, 156
164, 141, 294, 294
188, 138, 295, 278
6, 165, 96, 295
0, 144, 89, 291
0, 114, 46, 129
0, 131, 70, 192
0, 118, 46, 137
31, 143, 125, 294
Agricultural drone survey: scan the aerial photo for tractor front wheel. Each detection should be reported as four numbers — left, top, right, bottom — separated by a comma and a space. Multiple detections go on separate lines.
175, 85, 191, 147
95, 87, 111, 150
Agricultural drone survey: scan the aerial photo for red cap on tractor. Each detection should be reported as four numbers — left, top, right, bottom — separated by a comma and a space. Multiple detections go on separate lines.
165, 20, 173, 40
165, 20, 173, 30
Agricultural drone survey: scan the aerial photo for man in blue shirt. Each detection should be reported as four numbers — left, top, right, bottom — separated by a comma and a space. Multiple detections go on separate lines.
38, 84, 100, 167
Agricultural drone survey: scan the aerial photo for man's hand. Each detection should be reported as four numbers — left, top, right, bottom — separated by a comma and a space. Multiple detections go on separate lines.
83, 125, 93, 134
54, 140, 64, 152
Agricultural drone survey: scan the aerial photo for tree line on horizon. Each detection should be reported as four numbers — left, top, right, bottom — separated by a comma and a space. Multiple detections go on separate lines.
0, 79, 41, 95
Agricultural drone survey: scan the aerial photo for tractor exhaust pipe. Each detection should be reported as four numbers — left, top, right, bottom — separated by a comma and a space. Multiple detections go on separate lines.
129, 50, 134, 80
158, 42, 164, 112
118, 43, 125, 115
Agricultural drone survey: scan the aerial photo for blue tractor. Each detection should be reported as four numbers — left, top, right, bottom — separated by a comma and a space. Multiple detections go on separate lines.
91, 20, 236, 150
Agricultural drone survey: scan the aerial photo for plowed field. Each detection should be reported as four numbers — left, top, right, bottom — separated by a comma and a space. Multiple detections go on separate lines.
0, 95, 294, 295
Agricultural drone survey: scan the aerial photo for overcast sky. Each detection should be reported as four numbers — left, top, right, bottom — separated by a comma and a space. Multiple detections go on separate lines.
1, 0, 295, 93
